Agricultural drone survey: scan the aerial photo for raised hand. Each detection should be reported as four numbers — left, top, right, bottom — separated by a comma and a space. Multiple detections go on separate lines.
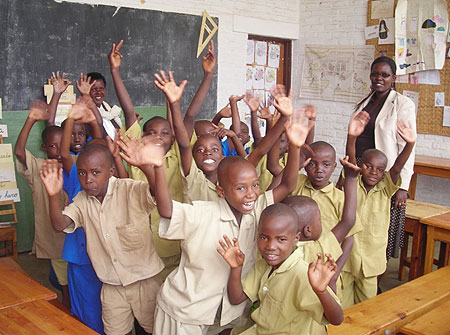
244, 91, 259, 112
300, 144, 315, 168
210, 125, 235, 140
304, 104, 317, 132
348, 111, 370, 137
69, 97, 96, 123
39, 159, 63, 197
285, 109, 311, 147
202, 40, 216, 74
270, 84, 293, 116
397, 119, 416, 144
109, 40, 124, 70
258, 103, 272, 120
153, 70, 187, 104
51, 71, 71, 94
308, 253, 338, 294
339, 155, 361, 178
217, 103, 232, 118
29, 100, 50, 121
217, 235, 245, 269
118, 134, 165, 168
76, 73, 95, 96
106, 130, 121, 158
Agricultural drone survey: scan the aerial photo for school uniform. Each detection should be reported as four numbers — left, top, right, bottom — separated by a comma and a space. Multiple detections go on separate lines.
342, 173, 400, 308
62, 176, 164, 335
181, 159, 218, 204
16, 149, 68, 285
123, 120, 183, 280
256, 153, 288, 192
153, 191, 274, 335
241, 246, 339, 335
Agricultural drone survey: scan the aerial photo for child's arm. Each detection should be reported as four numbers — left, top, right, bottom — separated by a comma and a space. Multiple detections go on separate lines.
304, 104, 316, 145
153, 71, 191, 176
47, 72, 70, 126
14, 101, 50, 167
346, 111, 370, 165
210, 126, 247, 158
229, 94, 244, 137
109, 40, 136, 130
217, 235, 249, 305
390, 120, 416, 184
106, 131, 129, 178
40, 159, 75, 231
183, 40, 216, 139
244, 92, 261, 145
166, 100, 175, 136
329, 236, 353, 293
308, 253, 344, 325
331, 157, 360, 243
211, 103, 231, 125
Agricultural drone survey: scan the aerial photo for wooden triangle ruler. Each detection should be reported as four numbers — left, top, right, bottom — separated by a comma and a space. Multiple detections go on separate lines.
197, 10, 218, 58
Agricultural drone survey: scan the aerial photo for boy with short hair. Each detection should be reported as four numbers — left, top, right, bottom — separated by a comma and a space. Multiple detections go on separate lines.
218, 203, 343, 335
14, 100, 69, 308
40, 142, 165, 335
342, 111, 416, 307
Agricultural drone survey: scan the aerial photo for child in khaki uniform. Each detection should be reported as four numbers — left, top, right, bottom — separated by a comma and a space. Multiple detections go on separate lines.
41, 142, 165, 335
218, 203, 343, 335
342, 111, 416, 307
14, 101, 69, 309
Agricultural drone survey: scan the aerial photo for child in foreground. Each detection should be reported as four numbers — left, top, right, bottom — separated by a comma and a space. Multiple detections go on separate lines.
218, 203, 343, 334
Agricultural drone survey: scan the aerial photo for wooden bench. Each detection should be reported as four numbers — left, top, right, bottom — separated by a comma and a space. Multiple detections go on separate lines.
328, 266, 450, 335
398, 298, 450, 335
398, 200, 450, 281
421, 212, 450, 274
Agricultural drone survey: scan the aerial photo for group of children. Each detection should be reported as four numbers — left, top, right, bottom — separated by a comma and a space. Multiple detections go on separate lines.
15, 40, 416, 335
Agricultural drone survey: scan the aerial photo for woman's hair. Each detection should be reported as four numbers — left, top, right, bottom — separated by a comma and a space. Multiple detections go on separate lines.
354, 56, 397, 111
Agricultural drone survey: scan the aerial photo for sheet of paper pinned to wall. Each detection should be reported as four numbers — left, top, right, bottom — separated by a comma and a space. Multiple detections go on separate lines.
403, 90, 419, 115
378, 17, 395, 44
435, 92, 445, 107
365, 25, 379, 40
265, 67, 277, 90
0, 189, 20, 203
371, 0, 394, 19
443, 106, 450, 127
0, 144, 13, 163
0, 125, 7, 138
416, 70, 441, 85
253, 65, 265, 90
255, 41, 267, 66
246, 66, 254, 90
247, 40, 255, 64
267, 44, 280, 68
396, 74, 409, 83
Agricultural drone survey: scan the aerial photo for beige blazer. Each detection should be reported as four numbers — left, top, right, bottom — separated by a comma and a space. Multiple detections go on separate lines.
353, 90, 416, 190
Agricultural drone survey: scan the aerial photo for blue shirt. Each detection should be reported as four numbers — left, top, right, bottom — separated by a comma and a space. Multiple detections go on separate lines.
221, 139, 250, 157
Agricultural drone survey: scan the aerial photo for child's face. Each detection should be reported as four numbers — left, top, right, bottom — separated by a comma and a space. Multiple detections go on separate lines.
361, 154, 386, 188
193, 136, 223, 174
89, 80, 106, 107
77, 152, 114, 201
42, 130, 62, 162
217, 162, 260, 215
237, 122, 250, 146
143, 119, 174, 154
305, 147, 336, 190
194, 121, 216, 138
279, 133, 289, 156
258, 214, 300, 270
71, 123, 87, 154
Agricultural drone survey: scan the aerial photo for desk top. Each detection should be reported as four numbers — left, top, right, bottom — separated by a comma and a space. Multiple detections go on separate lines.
0, 299, 98, 335
415, 155, 450, 170
420, 211, 450, 230
0, 261, 56, 310
328, 266, 450, 335
406, 200, 450, 220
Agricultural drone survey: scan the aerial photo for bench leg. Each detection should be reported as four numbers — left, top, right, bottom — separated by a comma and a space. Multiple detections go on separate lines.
424, 226, 436, 274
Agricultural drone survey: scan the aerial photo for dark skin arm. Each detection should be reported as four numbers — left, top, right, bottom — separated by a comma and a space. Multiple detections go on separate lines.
211, 103, 231, 126
244, 92, 261, 145
47, 71, 70, 126
106, 133, 129, 178
329, 236, 353, 293
346, 111, 370, 165
210, 126, 247, 158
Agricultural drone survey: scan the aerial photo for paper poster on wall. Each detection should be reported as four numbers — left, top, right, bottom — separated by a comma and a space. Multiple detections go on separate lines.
403, 90, 419, 115
265, 91, 275, 114
409, 73, 419, 84
396, 74, 409, 83
0, 125, 7, 138
0, 162, 16, 182
0, 144, 13, 163
416, 70, 441, 85
253, 66, 265, 90
365, 25, 379, 40
371, 0, 394, 19
0, 144, 20, 202
255, 41, 267, 66
395, 0, 448, 75
253, 90, 265, 105
435, 92, 445, 106
378, 18, 395, 44
246, 66, 254, 90
247, 40, 255, 64
443, 106, 450, 127
0, 189, 20, 203
267, 44, 280, 68
265, 67, 277, 90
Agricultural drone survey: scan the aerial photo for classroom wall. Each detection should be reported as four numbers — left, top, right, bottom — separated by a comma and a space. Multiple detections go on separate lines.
292, 0, 450, 207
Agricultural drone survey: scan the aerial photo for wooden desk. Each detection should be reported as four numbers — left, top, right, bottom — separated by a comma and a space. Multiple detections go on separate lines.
421, 212, 450, 274
408, 155, 450, 200
0, 261, 56, 310
398, 298, 450, 335
328, 266, 450, 335
0, 299, 98, 334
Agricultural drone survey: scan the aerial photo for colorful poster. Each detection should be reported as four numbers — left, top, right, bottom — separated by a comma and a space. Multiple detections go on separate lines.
246, 66, 254, 90
253, 65, 265, 90
268, 44, 280, 68
378, 18, 395, 44
371, 0, 395, 19
395, 0, 448, 75
247, 40, 255, 64
255, 41, 267, 66
265, 67, 277, 90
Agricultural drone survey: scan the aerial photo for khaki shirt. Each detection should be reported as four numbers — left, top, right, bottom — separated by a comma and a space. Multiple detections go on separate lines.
123, 121, 183, 258
181, 159, 218, 204
291, 174, 344, 234
16, 150, 66, 259
63, 177, 164, 286
257, 154, 288, 192
242, 247, 338, 335
157, 191, 274, 326
347, 173, 400, 277
298, 230, 343, 264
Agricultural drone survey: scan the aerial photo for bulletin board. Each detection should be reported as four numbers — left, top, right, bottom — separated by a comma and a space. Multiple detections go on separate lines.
366, 0, 450, 136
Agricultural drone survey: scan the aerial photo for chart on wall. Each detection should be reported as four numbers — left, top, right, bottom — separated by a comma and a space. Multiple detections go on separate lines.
299, 45, 375, 103
395, 0, 448, 75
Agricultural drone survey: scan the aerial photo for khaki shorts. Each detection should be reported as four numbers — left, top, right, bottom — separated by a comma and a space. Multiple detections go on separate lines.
101, 275, 162, 335
50, 258, 68, 286
341, 271, 377, 309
